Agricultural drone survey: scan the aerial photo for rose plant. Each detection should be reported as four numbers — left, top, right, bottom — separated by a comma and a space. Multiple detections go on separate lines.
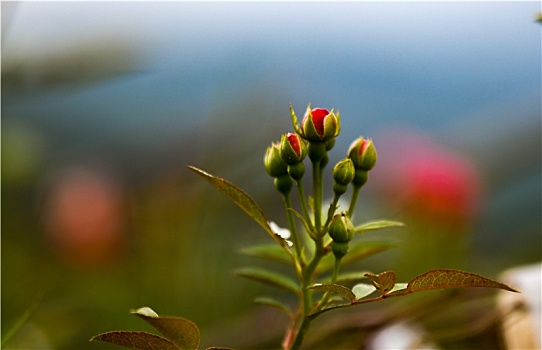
91, 103, 519, 350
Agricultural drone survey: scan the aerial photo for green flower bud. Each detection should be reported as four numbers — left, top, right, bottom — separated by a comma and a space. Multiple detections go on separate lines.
331, 241, 349, 259
264, 142, 288, 177
288, 162, 305, 181
328, 212, 355, 243
348, 137, 377, 171
332, 158, 355, 185
274, 174, 293, 195
280, 133, 307, 165
300, 107, 340, 142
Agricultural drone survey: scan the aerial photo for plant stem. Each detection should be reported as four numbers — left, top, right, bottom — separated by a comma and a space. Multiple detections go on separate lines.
323, 193, 341, 229
288, 238, 325, 349
313, 160, 323, 231
283, 193, 304, 265
313, 255, 342, 313
295, 180, 315, 233
347, 184, 361, 218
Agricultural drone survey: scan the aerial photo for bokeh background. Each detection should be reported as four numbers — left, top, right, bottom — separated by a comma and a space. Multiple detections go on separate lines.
2, 2, 540, 349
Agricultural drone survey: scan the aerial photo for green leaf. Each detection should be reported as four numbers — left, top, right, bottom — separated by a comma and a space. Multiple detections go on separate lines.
254, 296, 293, 317
407, 269, 520, 293
239, 244, 293, 265
365, 271, 396, 296
90, 331, 179, 350
354, 220, 405, 234
235, 267, 299, 295
317, 241, 396, 273
131, 307, 200, 350
308, 283, 356, 302
352, 283, 377, 300
187, 166, 279, 243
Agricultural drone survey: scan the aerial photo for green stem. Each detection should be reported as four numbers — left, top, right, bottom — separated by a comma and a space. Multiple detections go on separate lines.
313, 160, 323, 232
288, 238, 325, 349
295, 180, 315, 233
347, 184, 361, 218
313, 255, 342, 313
283, 193, 304, 265
323, 193, 341, 230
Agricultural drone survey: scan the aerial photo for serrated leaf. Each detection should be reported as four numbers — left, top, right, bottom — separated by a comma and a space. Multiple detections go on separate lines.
308, 283, 356, 302
354, 220, 405, 234
254, 296, 293, 317
352, 283, 377, 300
407, 269, 520, 293
317, 241, 396, 273
365, 271, 396, 296
131, 307, 199, 350
90, 331, 179, 350
239, 244, 293, 265
235, 267, 299, 295
187, 166, 279, 242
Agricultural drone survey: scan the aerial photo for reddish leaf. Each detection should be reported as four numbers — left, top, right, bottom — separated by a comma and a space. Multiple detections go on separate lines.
408, 269, 520, 293
364, 271, 396, 295
131, 307, 200, 350
90, 331, 179, 350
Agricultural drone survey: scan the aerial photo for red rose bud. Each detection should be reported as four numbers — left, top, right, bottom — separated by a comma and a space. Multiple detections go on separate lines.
348, 137, 377, 171
264, 142, 288, 177
280, 133, 307, 165
328, 212, 355, 243
301, 107, 340, 142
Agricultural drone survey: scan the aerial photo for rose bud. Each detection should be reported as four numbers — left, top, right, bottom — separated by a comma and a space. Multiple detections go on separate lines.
280, 133, 307, 165
348, 137, 377, 171
264, 142, 288, 177
301, 107, 340, 142
328, 212, 355, 243
333, 158, 355, 185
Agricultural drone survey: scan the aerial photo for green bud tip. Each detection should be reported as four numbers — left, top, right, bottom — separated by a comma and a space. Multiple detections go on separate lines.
264, 142, 288, 177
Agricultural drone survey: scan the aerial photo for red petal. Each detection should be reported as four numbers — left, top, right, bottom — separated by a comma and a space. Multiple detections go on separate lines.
287, 133, 301, 157
310, 108, 329, 136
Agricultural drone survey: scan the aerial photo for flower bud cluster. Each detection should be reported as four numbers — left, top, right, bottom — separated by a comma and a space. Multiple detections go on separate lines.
264, 103, 378, 263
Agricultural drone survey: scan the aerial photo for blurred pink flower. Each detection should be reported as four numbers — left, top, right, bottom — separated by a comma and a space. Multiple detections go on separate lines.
372, 127, 482, 226
41, 167, 127, 267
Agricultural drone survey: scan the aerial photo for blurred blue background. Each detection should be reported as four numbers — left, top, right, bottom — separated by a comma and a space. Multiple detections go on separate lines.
2, 2, 540, 349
